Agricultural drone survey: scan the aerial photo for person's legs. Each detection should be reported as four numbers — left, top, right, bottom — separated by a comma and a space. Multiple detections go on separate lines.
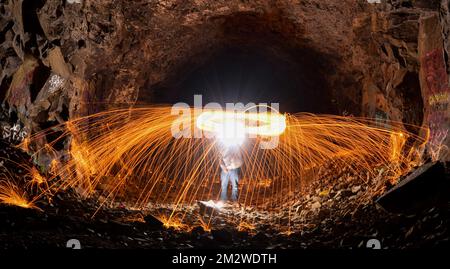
230, 169, 239, 202
220, 169, 229, 201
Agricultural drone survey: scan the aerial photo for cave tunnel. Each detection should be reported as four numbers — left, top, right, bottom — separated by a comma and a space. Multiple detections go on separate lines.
139, 12, 339, 115
149, 45, 336, 114
0, 0, 449, 252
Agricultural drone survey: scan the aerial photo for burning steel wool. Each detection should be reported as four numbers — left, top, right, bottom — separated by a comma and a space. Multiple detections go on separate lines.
196, 109, 287, 137
7, 105, 428, 231
0, 180, 37, 210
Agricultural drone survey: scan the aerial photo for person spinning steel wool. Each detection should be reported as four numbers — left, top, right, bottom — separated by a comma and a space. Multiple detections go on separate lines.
195, 108, 286, 205
219, 144, 243, 202
216, 119, 245, 202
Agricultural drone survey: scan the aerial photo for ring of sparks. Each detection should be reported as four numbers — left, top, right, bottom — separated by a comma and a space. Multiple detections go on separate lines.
196, 110, 287, 137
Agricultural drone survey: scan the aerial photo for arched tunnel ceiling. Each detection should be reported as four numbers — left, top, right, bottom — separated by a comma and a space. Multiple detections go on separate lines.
77, 0, 361, 113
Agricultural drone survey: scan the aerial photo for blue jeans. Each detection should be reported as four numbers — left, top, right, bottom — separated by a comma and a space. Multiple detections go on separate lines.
220, 168, 239, 201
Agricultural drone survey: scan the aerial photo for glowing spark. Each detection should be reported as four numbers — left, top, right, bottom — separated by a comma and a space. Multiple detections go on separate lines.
237, 221, 256, 233
0, 180, 38, 209
25, 167, 50, 197
258, 178, 272, 188
157, 214, 191, 231
17, 137, 30, 152
390, 132, 407, 162
197, 216, 212, 232
50, 159, 59, 175
30, 167, 45, 185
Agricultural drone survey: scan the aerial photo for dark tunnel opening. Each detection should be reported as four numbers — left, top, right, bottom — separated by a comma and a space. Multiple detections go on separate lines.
143, 11, 340, 114
149, 45, 337, 114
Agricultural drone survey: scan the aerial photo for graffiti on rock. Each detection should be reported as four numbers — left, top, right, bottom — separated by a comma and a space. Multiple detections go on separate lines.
422, 49, 450, 160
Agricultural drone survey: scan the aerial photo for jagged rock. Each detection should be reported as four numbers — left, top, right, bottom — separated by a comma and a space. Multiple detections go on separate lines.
211, 228, 233, 243
311, 201, 321, 210
45, 47, 71, 79
191, 226, 208, 237
351, 185, 361, 193
376, 162, 449, 213
143, 214, 163, 230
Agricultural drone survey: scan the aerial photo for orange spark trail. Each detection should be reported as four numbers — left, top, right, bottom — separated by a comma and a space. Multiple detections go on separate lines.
0, 180, 38, 209
24, 105, 428, 231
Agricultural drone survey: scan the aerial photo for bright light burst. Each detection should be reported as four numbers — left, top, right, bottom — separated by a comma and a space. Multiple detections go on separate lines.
196, 110, 286, 137
24, 105, 428, 231
196, 109, 286, 147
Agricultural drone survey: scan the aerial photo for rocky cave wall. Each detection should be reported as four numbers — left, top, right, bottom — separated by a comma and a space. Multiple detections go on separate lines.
354, 0, 450, 160
0, 0, 449, 164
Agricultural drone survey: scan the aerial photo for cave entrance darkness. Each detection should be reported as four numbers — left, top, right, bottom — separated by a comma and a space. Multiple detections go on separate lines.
145, 13, 339, 114
151, 45, 336, 114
